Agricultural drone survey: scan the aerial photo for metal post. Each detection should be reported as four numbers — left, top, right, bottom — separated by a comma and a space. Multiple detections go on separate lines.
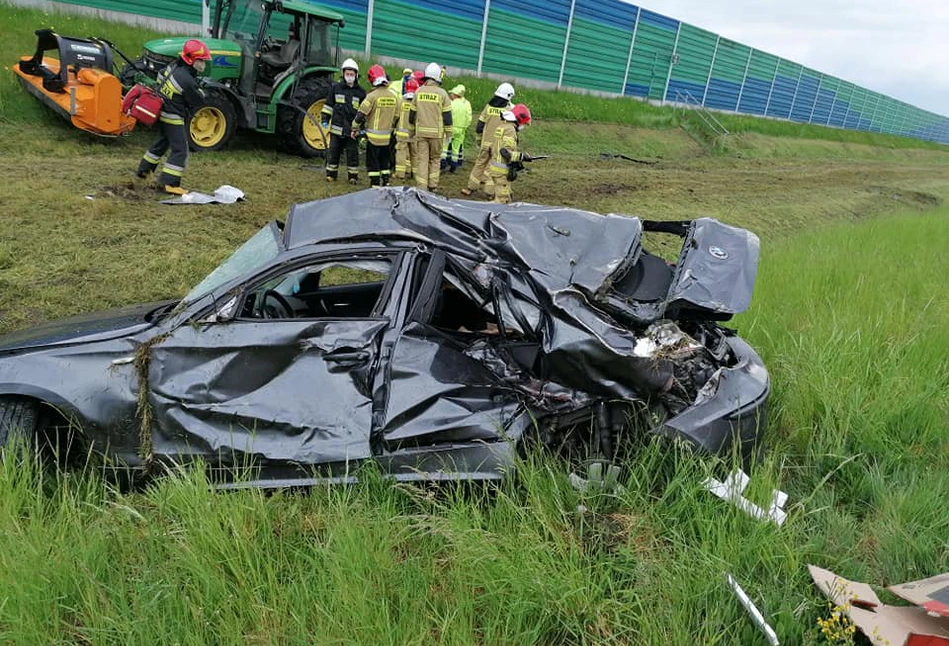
701, 35, 720, 106
557, 0, 576, 88
734, 47, 753, 111
662, 22, 682, 103
202, 0, 210, 36
807, 73, 823, 123
763, 60, 779, 116
842, 85, 853, 128
868, 94, 882, 131
620, 7, 642, 95
364, 0, 375, 58
787, 66, 804, 120
477, 0, 491, 75
826, 80, 837, 126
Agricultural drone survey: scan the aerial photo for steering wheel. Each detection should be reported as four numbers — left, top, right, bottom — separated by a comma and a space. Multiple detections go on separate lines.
261, 36, 279, 52
258, 289, 294, 319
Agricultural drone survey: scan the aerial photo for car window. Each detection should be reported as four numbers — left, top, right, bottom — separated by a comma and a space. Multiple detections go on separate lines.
240, 257, 392, 320
183, 223, 281, 305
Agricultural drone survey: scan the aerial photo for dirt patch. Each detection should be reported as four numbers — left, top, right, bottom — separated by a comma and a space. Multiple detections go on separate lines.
91, 181, 151, 201
592, 183, 634, 195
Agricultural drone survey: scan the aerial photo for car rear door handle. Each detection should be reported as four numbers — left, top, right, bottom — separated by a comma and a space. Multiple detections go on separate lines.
324, 350, 370, 363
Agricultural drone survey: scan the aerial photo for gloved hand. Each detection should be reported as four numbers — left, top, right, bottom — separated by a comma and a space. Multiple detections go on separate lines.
500, 148, 512, 162
521, 152, 532, 162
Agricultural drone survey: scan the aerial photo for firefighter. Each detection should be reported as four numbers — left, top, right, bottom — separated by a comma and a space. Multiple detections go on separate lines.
353, 65, 399, 186
487, 104, 532, 204
409, 62, 452, 191
135, 39, 211, 195
460, 82, 515, 197
441, 84, 472, 173
394, 77, 419, 181
321, 58, 365, 184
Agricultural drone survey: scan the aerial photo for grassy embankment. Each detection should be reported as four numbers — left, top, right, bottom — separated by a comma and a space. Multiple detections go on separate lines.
0, 4, 948, 644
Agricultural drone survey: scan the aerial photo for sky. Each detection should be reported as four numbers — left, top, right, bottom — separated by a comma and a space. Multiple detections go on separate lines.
633, 0, 949, 115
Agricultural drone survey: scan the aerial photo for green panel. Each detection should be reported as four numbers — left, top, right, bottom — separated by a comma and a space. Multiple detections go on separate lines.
836, 82, 854, 102
710, 39, 750, 83
626, 23, 678, 99
849, 87, 867, 122
775, 59, 801, 80
372, 1, 481, 69
63, 0, 201, 23
333, 8, 368, 52
670, 23, 716, 85
747, 50, 779, 81
561, 17, 632, 93
482, 8, 566, 83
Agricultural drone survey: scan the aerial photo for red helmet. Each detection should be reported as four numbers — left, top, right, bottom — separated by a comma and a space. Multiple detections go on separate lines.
510, 103, 532, 127
412, 70, 424, 83
404, 78, 419, 94
181, 39, 212, 65
367, 64, 387, 87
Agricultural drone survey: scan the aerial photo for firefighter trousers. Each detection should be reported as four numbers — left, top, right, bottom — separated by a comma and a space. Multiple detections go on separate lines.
465, 145, 496, 197
488, 171, 512, 204
326, 134, 360, 181
138, 114, 189, 188
366, 143, 391, 186
415, 137, 444, 190
394, 140, 415, 180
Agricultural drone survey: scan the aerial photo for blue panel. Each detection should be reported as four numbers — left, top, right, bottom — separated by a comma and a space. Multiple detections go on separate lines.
810, 89, 835, 123
666, 79, 706, 102
408, 0, 483, 21
639, 9, 678, 31
844, 110, 860, 130
704, 78, 741, 111
317, 0, 368, 13
575, 0, 638, 29
790, 75, 819, 122
857, 119, 871, 131
624, 83, 650, 97
828, 101, 848, 127
765, 75, 796, 119
492, 0, 570, 25
738, 77, 770, 115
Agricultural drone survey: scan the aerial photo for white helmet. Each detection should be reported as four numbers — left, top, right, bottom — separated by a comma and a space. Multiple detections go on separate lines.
494, 82, 515, 101
341, 58, 358, 73
424, 62, 442, 83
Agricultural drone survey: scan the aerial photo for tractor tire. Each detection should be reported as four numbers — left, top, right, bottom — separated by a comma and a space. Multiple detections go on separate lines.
278, 76, 333, 158
188, 90, 238, 152
0, 397, 37, 455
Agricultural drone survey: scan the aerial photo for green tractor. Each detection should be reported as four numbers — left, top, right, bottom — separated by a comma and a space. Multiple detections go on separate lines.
123, 0, 344, 156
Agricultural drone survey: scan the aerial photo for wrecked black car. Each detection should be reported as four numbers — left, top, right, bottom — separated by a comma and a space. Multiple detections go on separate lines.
0, 188, 768, 485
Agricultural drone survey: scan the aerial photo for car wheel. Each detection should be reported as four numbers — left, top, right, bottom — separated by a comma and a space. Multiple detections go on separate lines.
188, 91, 238, 152
278, 76, 332, 158
0, 397, 37, 455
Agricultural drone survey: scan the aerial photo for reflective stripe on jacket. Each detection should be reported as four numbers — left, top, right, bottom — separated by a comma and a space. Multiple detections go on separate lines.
410, 81, 452, 139
321, 80, 366, 137
395, 95, 415, 141
488, 121, 521, 175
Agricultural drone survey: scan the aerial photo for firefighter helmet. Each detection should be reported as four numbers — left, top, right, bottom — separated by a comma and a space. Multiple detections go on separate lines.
494, 82, 515, 101
341, 58, 359, 73
423, 62, 442, 83
367, 64, 388, 86
181, 39, 212, 65
503, 103, 532, 127
404, 78, 420, 95
412, 70, 424, 84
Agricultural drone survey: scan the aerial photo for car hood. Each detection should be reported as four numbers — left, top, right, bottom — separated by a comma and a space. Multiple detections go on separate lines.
0, 299, 176, 354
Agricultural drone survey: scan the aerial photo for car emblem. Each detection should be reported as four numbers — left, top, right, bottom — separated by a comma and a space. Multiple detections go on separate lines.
708, 245, 728, 260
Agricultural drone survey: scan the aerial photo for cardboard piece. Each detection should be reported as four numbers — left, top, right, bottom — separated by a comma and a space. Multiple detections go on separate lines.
809, 565, 949, 646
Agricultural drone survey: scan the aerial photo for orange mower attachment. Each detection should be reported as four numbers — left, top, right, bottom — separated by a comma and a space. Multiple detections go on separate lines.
13, 29, 137, 137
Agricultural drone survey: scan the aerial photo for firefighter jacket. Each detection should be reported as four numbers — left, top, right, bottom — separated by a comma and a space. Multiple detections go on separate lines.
353, 85, 399, 146
321, 80, 366, 137
156, 60, 205, 120
451, 96, 472, 134
488, 121, 523, 176
410, 81, 452, 139
395, 94, 415, 141
475, 95, 511, 144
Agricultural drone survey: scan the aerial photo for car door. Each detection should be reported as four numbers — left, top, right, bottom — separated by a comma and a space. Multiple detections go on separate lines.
146, 251, 402, 472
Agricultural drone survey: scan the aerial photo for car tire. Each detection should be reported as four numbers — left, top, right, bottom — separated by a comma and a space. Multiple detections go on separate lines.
278, 76, 333, 158
188, 90, 238, 152
0, 397, 37, 454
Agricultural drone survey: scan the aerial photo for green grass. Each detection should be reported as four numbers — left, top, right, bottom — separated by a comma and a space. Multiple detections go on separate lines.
2, 210, 947, 644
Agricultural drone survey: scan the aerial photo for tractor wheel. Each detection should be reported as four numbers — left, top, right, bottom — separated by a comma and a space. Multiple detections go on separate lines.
188, 91, 237, 152
0, 397, 37, 456
278, 77, 333, 158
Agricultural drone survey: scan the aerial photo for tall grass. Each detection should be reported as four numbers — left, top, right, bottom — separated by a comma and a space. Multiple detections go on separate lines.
2, 208, 947, 644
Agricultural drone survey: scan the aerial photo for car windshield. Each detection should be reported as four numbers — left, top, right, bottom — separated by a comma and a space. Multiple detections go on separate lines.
182, 223, 281, 304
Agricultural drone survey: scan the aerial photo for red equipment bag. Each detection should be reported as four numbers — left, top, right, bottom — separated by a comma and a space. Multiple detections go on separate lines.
121, 83, 163, 126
